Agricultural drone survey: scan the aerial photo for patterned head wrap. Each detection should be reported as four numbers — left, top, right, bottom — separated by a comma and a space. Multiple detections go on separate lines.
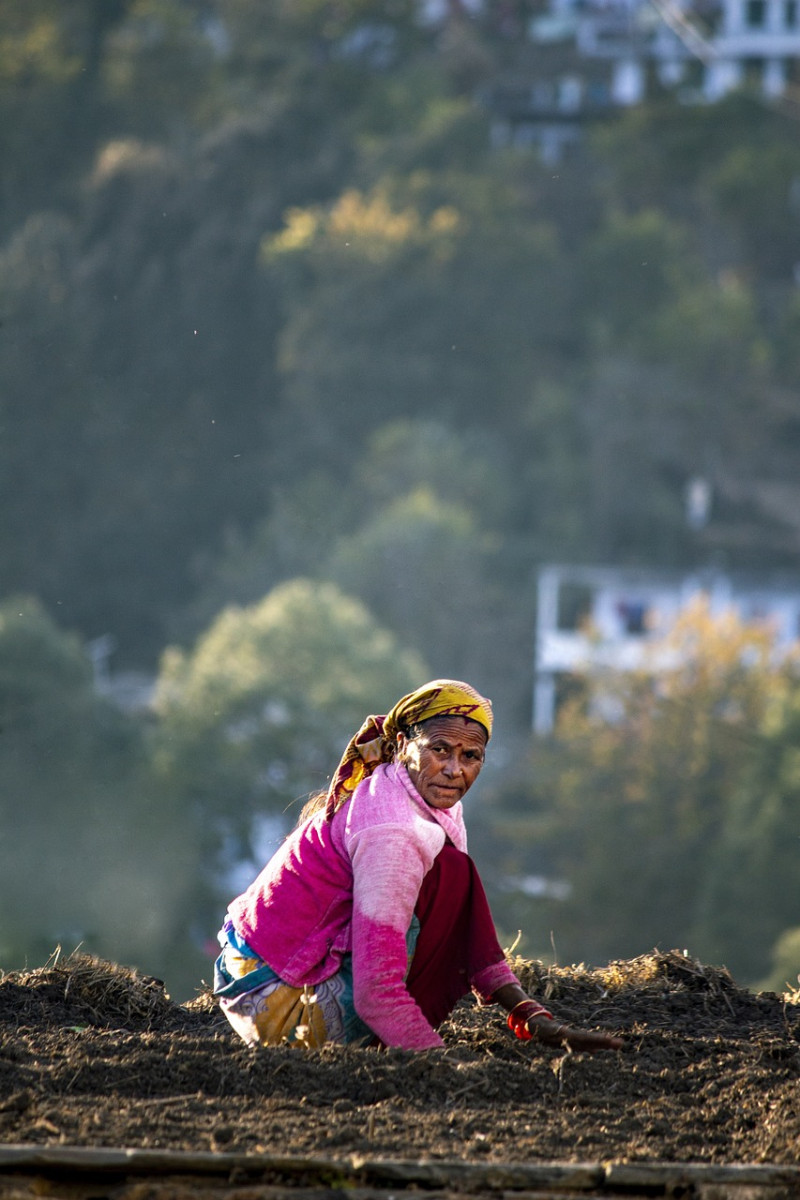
325, 679, 493, 817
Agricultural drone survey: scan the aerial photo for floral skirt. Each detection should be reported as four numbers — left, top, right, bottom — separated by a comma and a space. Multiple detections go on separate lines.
213, 918, 418, 1049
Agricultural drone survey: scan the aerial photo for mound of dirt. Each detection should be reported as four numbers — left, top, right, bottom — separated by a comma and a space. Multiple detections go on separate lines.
1, 950, 799, 1164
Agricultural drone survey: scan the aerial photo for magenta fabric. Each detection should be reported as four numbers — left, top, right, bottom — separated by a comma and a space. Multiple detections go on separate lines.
228, 762, 459, 986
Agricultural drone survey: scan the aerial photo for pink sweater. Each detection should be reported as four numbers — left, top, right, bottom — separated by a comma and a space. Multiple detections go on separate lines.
228, 761, 518, 1050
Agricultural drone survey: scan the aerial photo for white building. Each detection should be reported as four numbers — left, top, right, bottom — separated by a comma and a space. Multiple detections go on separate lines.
520, 0, 800, 112
533, 564, 800, 733
702, 0, 800, 98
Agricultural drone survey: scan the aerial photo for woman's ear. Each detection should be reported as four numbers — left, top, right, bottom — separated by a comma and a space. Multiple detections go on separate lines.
395, 731, 409, 760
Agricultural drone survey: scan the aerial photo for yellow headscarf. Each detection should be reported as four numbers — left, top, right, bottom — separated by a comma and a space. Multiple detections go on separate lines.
325, 679, 493, 817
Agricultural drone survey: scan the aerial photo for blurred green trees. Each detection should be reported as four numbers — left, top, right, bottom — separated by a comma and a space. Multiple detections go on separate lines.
0, 595, 200, 996
481, 600, 800, 985
760, 927, 800, 995
153, 578, 426, 850
4, 3, 800, 673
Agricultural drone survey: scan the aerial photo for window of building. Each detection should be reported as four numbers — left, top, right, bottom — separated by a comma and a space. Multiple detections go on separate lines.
786, 0, 797, 26
747, 0, 766, 25
556, 582, 593, 631
615, 598, 650, 635
743, 54, 766, 85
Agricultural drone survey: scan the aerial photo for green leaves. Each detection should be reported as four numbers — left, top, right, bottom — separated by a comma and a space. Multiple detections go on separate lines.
489, 601, 800, 984
0, 596, 202, 995
153, 578, 427, 836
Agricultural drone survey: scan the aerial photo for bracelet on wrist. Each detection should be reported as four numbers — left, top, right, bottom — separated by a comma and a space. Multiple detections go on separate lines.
506, 999, 553, 1041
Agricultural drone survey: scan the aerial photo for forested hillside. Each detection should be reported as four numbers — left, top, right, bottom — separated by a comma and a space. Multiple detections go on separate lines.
3, 1, 800, 999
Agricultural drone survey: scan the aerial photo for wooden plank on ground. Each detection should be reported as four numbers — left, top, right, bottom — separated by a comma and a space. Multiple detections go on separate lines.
0, 1146, 798, 1197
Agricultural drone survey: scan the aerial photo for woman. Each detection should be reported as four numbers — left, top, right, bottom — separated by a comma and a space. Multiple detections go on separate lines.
214, 679, 622, 1053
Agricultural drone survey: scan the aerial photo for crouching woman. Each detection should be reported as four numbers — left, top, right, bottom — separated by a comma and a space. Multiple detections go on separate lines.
214, 679, 623, 1054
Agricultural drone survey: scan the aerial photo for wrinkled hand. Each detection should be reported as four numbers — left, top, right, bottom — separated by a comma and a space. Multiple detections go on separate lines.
526, 1014, 623, 1053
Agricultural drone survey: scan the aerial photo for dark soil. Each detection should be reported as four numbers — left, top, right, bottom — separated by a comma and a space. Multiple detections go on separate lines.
1, 950, 799, 1165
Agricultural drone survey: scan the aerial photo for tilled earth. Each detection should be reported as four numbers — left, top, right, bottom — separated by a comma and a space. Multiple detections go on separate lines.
0, 950, 799, 1165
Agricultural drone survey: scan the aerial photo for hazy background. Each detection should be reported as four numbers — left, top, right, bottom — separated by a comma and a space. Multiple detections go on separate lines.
3, 0, 800, 1001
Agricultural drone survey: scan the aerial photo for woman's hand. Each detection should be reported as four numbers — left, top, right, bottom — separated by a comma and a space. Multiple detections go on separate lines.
497, 988, 623, 1054
525, 1014, 623, 1053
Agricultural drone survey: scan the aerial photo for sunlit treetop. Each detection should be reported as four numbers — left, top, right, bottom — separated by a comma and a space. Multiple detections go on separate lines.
264, 186, 461, 263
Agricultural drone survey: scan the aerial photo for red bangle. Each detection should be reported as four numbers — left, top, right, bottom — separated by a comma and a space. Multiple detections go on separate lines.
507, 999, 553, 1041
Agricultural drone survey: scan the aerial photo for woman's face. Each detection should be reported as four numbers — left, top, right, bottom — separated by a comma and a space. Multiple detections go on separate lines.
397, 716, 487, 809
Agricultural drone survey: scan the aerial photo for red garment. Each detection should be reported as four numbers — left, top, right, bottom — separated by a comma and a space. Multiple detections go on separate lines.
407, 842, 512, 1029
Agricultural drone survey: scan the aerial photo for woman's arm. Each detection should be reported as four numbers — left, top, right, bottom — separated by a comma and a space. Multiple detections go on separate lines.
349, 825, 445, 1050
493, 982, 623, 1052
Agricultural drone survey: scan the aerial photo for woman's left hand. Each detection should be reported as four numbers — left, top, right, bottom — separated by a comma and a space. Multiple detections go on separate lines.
526, 1014, 623, 1053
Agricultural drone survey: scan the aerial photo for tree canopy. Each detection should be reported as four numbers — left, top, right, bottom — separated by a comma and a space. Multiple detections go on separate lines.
479, 601, 800, 984
153, 577, 427, 849
0, 595, 199, 995
4, 4, 800, 678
